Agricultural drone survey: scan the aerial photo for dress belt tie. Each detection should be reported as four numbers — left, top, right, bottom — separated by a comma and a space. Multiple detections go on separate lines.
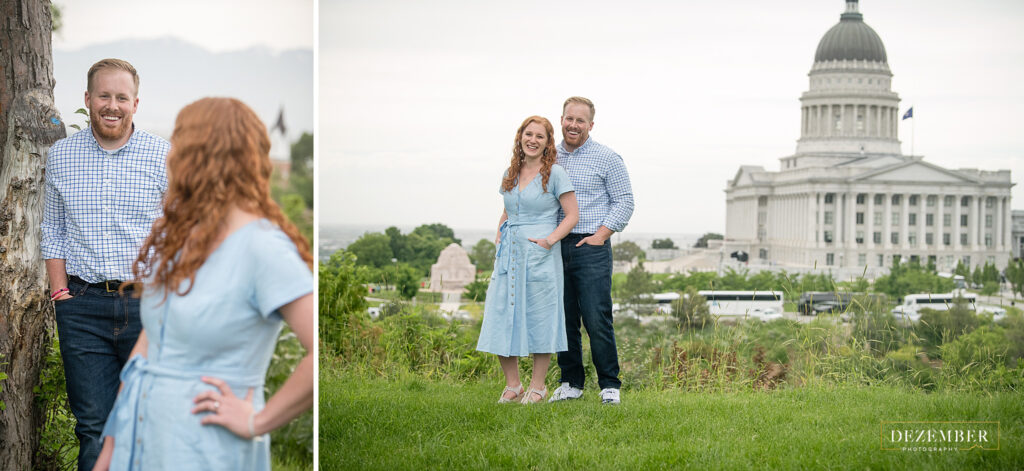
102, 354, 265, 470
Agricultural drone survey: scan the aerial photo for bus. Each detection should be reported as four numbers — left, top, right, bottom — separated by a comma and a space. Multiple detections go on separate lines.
697, 290, 784, 320
892, 292, 978, 324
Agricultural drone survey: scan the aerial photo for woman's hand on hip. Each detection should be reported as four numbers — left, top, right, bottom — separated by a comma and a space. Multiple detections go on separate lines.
192, 376, 256, 439
528, 237, 552, 250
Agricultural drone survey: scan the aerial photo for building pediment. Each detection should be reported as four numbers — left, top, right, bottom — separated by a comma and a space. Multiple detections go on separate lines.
730, 165, 766, 188
853, 161, 981, 184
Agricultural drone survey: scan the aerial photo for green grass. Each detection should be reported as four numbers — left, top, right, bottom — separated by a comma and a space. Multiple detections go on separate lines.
319, 369, 1024, 470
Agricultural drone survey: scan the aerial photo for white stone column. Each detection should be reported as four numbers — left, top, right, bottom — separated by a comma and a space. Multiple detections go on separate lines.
806, 193, 815, 248
916, 194, 926, 250
818, 192, 825, 249
995, 196, 1003, 251
1004, 196, 1012, 251
883, 192, 893, 249
953, 194, 962, 250
866, 192, 875, 249
968, 195, 977, 249
847, 191, 857, 252
936, 193, 944, 249
901, 193, 910, 250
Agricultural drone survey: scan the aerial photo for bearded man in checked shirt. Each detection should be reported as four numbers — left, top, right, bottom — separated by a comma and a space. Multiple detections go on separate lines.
548, 97, 634, 405
41, 58, 169, 471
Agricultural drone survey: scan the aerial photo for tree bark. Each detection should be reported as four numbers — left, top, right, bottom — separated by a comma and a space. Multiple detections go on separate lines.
0, 0, 66, 468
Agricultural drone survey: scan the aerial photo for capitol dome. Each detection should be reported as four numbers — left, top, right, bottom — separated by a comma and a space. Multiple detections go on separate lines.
813, 1, 887, 63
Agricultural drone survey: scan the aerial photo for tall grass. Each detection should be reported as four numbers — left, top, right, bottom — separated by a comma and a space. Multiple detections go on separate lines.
320, 301, 1024, 396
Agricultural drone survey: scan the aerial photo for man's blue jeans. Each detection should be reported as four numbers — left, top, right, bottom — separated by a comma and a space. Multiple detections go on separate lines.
54, 278, 141, 471
557, 234, 621, 390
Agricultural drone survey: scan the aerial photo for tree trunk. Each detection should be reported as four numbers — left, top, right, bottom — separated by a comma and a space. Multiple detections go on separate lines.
0, 0, 65, 468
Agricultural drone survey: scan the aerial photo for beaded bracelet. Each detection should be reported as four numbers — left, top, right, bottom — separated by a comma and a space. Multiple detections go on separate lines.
50, 288, 69, 300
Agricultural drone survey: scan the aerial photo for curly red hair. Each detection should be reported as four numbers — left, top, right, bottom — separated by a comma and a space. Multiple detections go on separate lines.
131, 97, 313, 299
500, 116, 557, 193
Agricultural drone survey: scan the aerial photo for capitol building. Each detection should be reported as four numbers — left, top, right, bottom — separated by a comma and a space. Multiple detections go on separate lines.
724, 0, 1014, 277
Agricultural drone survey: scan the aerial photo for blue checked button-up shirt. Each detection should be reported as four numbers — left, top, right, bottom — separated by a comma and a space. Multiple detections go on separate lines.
42, 127, 169, 283
556, 137, 634, 234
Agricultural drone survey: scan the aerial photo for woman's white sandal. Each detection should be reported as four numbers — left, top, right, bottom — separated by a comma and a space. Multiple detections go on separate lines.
498, 384, 524, 403
520, 387, 547, 404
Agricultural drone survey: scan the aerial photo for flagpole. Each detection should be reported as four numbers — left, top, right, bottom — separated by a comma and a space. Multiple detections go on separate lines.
911, 107, 915, 157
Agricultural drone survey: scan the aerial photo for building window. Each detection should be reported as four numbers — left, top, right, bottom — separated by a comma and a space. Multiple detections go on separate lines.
985, 234, 992, 247
825, 193, 835, 204
856, 212, 864, 224
824, 211, 834, 225
963, 256, 971, 267
909, 213, 917, 226
892, 212, 900, 226
926, 214, 934, 226
878, 254, 884, 267
893, 254, 902, 266
909, 195, 919, 206
908, 233, 917, 246
874, 212, 882, 226
824, 231, 833, 243
943, 233, 951, 246
961, 233, 968, 245
986, 197, 995, 208
891, 232, 900, 244
928, 255, 937, 267
926, 195, 936, 207
874, 194, 884, 205
856, 231, 864, 244
925, 233, 934, 245
944, 195, 955, 206
943, 214, 951, 227
858, 253, 867, 266
910, 255, 920, 264
856, 194, 865, 205
961, 215, 968, 227
985, 215, 993, 228
834, 114, 842, 131
759, 249, 768, 260
988, 256, 996, 265
826, 253, 835, 266
892, 194, 901, 205
873, 232, 882, 244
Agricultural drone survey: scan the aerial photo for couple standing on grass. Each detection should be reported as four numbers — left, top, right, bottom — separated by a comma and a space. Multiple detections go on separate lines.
44, 58, 313, 470
476, 97, 634, 405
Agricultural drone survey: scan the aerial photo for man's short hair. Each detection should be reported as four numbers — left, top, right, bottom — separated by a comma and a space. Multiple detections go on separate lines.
563, 96, 595, 121
87, 58, 139, 95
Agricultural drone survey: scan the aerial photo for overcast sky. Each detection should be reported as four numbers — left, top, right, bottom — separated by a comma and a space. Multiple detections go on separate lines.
52, 0, 313, 53
319, 0, 1024, 235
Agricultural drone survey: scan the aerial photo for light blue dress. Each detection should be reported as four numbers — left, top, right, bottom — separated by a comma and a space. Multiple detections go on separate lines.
101, 219, 312, 470
477, 164, 573, 356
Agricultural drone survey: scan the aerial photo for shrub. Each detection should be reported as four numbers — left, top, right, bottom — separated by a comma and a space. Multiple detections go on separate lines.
671, 287, 711, 329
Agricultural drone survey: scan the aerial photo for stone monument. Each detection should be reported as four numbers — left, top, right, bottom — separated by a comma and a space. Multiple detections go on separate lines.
430, 243, 476, 292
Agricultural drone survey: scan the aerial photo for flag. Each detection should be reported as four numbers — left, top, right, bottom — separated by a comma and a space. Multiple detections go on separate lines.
902, 107, 913, 120
271, 107, 287, 135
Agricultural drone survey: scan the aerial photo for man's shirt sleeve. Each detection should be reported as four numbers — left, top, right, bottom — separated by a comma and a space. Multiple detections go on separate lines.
601, 153, 635, 233
41, 152, 68, 260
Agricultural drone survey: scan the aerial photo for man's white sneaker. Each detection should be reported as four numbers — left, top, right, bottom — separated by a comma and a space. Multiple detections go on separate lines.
599, 388, 620, 405
548, 383, 583, 402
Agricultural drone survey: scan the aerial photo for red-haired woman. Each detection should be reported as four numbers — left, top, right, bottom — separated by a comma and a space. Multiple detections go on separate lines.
476, 116, 579, 404
93, 97, 313, 470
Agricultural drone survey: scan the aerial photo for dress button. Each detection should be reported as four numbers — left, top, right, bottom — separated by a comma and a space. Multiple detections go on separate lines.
138, 415, 143, 422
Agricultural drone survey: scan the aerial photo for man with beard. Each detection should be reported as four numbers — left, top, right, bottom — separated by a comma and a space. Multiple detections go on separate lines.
42, 58, 169, 470
548, 96, 634, 405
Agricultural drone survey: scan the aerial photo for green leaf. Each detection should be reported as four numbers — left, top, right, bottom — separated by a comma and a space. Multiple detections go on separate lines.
69, 124, 81, 131
75, 108, 89, 116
